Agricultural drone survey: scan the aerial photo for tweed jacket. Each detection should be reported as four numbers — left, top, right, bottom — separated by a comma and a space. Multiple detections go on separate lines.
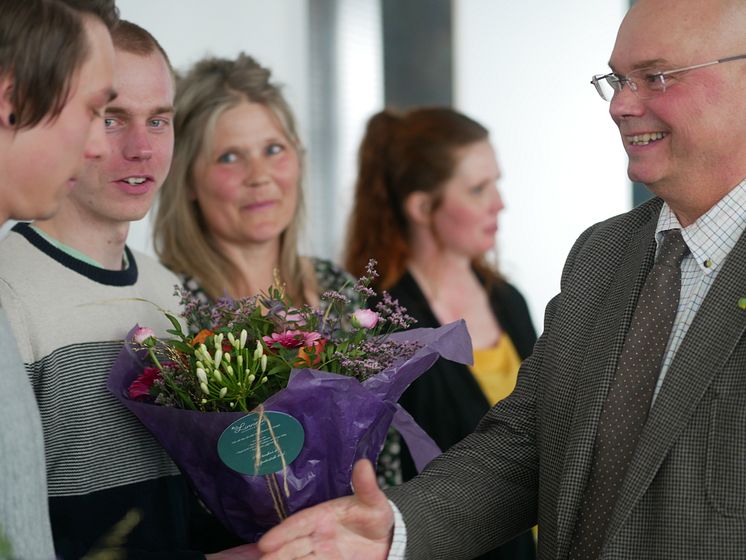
388, 272, 537, 560
386, 197, 746, 559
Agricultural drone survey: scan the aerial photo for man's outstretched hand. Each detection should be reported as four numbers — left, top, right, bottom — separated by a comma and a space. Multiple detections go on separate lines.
257, 459, 395, 559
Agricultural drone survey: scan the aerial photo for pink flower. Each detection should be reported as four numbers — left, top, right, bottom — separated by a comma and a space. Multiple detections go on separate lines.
128, 367, 161, 399
351, 309, 379, 329
263, 330, 322, 349
280, 308, 307, 326
133, 326, 156, 344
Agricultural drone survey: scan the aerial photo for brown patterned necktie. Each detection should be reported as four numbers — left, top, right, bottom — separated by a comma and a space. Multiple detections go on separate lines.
570, 229, 690, 558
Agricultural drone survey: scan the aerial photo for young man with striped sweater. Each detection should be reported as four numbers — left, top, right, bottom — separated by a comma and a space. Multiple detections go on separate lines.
0, 21, 211, 560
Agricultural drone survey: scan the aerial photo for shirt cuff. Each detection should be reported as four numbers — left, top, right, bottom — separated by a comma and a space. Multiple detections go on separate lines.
387, 500, 407, 560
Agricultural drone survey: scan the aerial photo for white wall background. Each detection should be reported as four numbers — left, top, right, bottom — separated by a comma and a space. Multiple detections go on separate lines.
454, 0, 630, 326
117, 0, 631, 330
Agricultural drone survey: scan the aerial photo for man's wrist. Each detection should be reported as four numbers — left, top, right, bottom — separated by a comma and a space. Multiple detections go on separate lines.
387, 500, 407, 560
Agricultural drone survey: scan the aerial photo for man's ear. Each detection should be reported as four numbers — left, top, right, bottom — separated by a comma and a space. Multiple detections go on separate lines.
0, 75, 15, 128
403, 191, 433, 226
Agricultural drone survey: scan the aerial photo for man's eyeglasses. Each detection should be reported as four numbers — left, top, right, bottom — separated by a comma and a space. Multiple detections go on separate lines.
590, 53, 746, 101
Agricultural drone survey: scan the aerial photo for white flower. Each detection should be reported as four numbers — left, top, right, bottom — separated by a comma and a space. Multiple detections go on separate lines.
253, 340, 263, 360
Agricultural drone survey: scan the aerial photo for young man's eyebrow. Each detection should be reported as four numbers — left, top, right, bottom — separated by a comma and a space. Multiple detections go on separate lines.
104, 105, 175, 117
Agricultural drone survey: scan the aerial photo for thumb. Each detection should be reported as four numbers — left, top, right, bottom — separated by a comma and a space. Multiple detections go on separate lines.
351, 459, 386, 507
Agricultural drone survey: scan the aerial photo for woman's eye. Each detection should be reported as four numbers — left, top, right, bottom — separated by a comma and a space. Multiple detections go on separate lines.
217, 152, 238, 164
266, 143, 285, 156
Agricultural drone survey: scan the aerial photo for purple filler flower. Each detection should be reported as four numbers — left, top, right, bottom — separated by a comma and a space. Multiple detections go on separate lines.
351, 309, 379, 329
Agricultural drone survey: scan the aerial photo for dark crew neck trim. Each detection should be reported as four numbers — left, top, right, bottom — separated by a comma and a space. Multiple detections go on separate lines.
12, 222, 138, 286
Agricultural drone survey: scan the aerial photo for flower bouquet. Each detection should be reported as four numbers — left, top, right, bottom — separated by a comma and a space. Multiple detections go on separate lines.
107, 262, 471, 542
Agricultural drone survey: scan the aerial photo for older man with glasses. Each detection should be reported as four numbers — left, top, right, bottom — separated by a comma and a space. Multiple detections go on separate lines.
255, 0, 746, 558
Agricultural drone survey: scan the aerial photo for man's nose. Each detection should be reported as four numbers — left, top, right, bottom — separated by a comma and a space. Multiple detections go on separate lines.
123, 126, 153, 160
83, 119, 110, 160
609, 85, 645, 121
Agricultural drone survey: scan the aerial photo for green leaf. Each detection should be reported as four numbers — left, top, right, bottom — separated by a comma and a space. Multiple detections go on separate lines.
169, 340, 194, 355
164, 313, 188, 341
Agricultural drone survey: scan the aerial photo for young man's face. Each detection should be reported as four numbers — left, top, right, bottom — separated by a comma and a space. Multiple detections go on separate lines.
2, 16, 114, 221
70, 47, 174, 226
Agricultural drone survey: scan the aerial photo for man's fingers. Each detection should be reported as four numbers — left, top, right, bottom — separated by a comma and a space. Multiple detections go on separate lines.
350, 459, 387, 509
259, 505, 325, 552
260, 534, 316, 560
259, 460, 391, 556
205, 543, 263, 560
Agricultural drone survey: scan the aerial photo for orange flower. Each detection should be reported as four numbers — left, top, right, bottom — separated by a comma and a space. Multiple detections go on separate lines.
294, 339, 327, 367
191, 329, 214, 346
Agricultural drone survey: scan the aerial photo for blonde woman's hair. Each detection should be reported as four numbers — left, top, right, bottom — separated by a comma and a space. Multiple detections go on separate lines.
153, 53, 315, 303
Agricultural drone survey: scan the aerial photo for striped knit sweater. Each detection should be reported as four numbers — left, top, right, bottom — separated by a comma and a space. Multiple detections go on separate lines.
0, 223, 202, 560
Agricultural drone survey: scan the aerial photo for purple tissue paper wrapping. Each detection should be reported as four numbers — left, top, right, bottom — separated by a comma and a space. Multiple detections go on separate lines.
107, 320, 472, 542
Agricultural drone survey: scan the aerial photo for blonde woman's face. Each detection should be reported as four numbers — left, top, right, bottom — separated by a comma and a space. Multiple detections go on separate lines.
193, 101, 300, 249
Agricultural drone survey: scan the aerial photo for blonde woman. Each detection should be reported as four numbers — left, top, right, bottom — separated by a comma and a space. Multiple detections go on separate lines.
154, 53, 352, 314
154, 54, 356, 551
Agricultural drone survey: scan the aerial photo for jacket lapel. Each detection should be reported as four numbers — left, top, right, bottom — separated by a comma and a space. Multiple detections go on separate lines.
554, 215, 659, 559
605, 228, 746, 542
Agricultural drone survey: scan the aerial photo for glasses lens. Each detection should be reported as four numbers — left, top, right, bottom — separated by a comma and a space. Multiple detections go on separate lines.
627, 68, 665, 100
592, 75, 617, 101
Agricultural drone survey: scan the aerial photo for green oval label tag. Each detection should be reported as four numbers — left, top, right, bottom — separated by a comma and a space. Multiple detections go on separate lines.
217, 411, 304, 476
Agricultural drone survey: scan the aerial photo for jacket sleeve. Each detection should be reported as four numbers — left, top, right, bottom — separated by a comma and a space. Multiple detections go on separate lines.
385, 224, 598, 560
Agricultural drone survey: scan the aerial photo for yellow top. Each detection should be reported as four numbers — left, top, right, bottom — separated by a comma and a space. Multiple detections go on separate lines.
469, 334, 522, 405
471, 335, 538, 541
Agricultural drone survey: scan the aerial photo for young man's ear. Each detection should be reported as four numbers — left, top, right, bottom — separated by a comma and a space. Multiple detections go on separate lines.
0, 75, 16, 128
403, 191, 433, 226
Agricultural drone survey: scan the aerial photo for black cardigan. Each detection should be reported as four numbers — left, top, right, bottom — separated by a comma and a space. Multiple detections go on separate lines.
387, 271, 538, 560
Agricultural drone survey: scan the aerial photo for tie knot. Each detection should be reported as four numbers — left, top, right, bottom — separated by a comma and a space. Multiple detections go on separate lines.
656, 229, 689, 268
